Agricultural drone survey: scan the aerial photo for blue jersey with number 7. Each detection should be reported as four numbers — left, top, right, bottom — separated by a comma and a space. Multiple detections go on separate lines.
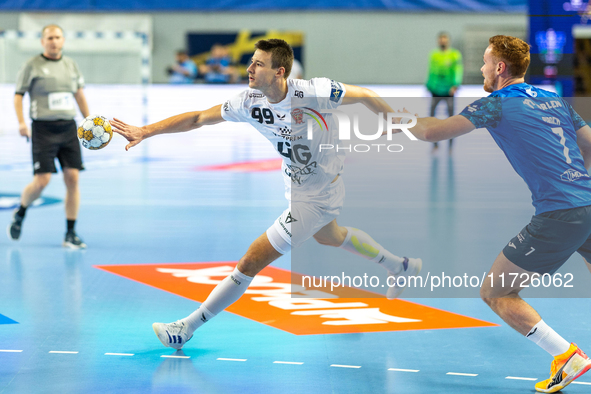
460, 83, 591, 215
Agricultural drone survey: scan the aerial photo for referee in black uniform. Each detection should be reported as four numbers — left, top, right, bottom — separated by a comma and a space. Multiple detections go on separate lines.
8, 24, 89, 248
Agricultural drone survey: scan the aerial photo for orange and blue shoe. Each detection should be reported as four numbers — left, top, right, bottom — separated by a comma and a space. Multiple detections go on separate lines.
535, 343, 591, 393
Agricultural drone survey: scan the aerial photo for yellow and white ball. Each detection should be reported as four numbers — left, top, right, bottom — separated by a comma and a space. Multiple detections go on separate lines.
77, 115, 112, 150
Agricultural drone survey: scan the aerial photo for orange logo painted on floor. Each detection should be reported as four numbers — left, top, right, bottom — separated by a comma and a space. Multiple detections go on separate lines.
95, 262, 498, 335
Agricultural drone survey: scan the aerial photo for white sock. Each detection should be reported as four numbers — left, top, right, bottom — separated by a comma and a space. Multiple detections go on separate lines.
339, 227, 404, 274
526, 320, 571, 357
180, 267, 253, 335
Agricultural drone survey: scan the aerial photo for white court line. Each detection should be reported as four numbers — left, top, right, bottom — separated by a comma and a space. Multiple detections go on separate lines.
104, 353, 134, 356
506, 376, 537, 381
161, 355, 190, 359
49, 351, 78, 354
388, 368, 420, 373
217, 358, 247, 362
0, 350, 23, 353
331, 364, 361, 369
273, 361, 304, 365
573, 381, 591, 385
447, 372, 478, 377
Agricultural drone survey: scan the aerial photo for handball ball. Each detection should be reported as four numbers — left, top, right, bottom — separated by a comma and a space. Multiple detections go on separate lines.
77, 115, 113, 150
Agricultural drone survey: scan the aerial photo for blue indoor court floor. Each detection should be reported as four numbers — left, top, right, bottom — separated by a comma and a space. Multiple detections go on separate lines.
1, 84, 591, 393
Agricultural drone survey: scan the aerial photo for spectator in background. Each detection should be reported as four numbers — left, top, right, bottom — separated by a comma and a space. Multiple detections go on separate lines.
167, 50, 197, 84
199, 44, 239, 84
426, 32, 463, 153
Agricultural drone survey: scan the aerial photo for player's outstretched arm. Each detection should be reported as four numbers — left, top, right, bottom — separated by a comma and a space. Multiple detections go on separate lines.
576, 124, 591, 170
341, 84, 394, 115
410, 115, 475, 142
342, 84, 417, 131
111, 104, 225, 151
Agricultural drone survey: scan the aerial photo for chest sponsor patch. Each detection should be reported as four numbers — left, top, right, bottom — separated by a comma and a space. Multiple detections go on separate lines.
48, 92, 75, 111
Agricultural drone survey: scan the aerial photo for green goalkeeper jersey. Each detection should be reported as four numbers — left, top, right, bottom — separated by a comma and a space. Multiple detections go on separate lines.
426, 48, 463, 96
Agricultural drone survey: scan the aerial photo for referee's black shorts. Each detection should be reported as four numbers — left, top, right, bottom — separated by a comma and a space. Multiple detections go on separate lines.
31, 120, 84, 174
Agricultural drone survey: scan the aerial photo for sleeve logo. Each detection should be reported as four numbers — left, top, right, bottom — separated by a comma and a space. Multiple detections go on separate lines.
330, 80, 344, 103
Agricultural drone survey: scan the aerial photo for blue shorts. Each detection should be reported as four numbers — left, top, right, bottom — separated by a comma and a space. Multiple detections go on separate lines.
503, 205, 591, 274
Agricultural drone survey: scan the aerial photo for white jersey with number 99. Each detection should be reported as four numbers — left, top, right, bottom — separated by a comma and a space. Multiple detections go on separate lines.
221, 78, 347, 201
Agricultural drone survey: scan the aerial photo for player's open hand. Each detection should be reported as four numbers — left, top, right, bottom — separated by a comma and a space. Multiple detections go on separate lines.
391, 108, 415, 128
110, 118, 144, 151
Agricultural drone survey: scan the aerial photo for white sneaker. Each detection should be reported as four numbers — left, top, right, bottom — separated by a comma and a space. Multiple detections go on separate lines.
386, 257, 422, 300
152, 320, 193, 350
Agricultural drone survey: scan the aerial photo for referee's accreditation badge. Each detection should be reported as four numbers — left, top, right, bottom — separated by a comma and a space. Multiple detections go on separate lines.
96, 262, 497, 335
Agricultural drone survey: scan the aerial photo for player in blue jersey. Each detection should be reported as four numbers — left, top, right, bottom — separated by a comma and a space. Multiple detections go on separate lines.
406, 35, 591, 393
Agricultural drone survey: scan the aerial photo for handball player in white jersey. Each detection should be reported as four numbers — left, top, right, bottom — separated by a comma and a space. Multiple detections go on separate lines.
112, 39, 421, 350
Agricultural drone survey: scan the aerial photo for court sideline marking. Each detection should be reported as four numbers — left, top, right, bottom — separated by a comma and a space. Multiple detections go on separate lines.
4, 348, 591, 385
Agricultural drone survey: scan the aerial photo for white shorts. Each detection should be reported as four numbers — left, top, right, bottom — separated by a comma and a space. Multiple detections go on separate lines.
266, 177, 345, 254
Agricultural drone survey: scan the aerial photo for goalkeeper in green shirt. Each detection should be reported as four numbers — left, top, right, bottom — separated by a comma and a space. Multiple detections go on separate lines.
426, 32, 463, 152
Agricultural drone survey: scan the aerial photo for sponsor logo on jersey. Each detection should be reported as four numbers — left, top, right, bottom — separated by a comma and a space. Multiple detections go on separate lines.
523, 99, 563, 111
330, 80, 344, 103
96, 262, 498, 335
287, 161, 318, 185
285, 212, 297, 223
273, 127, 302, 142
223, 101, 230, 111
292, 108, 304, 125
278, 216, 292, 237
294, 90, 304, 98
277, 113, 286, 120
274, 132, 302, 141
291, 107, 329, 131
248, 93, 264, 98
508, 242, 517, 249
467, 105, 478, 113
542, 116, 560, 125
561, 168, 589, 182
